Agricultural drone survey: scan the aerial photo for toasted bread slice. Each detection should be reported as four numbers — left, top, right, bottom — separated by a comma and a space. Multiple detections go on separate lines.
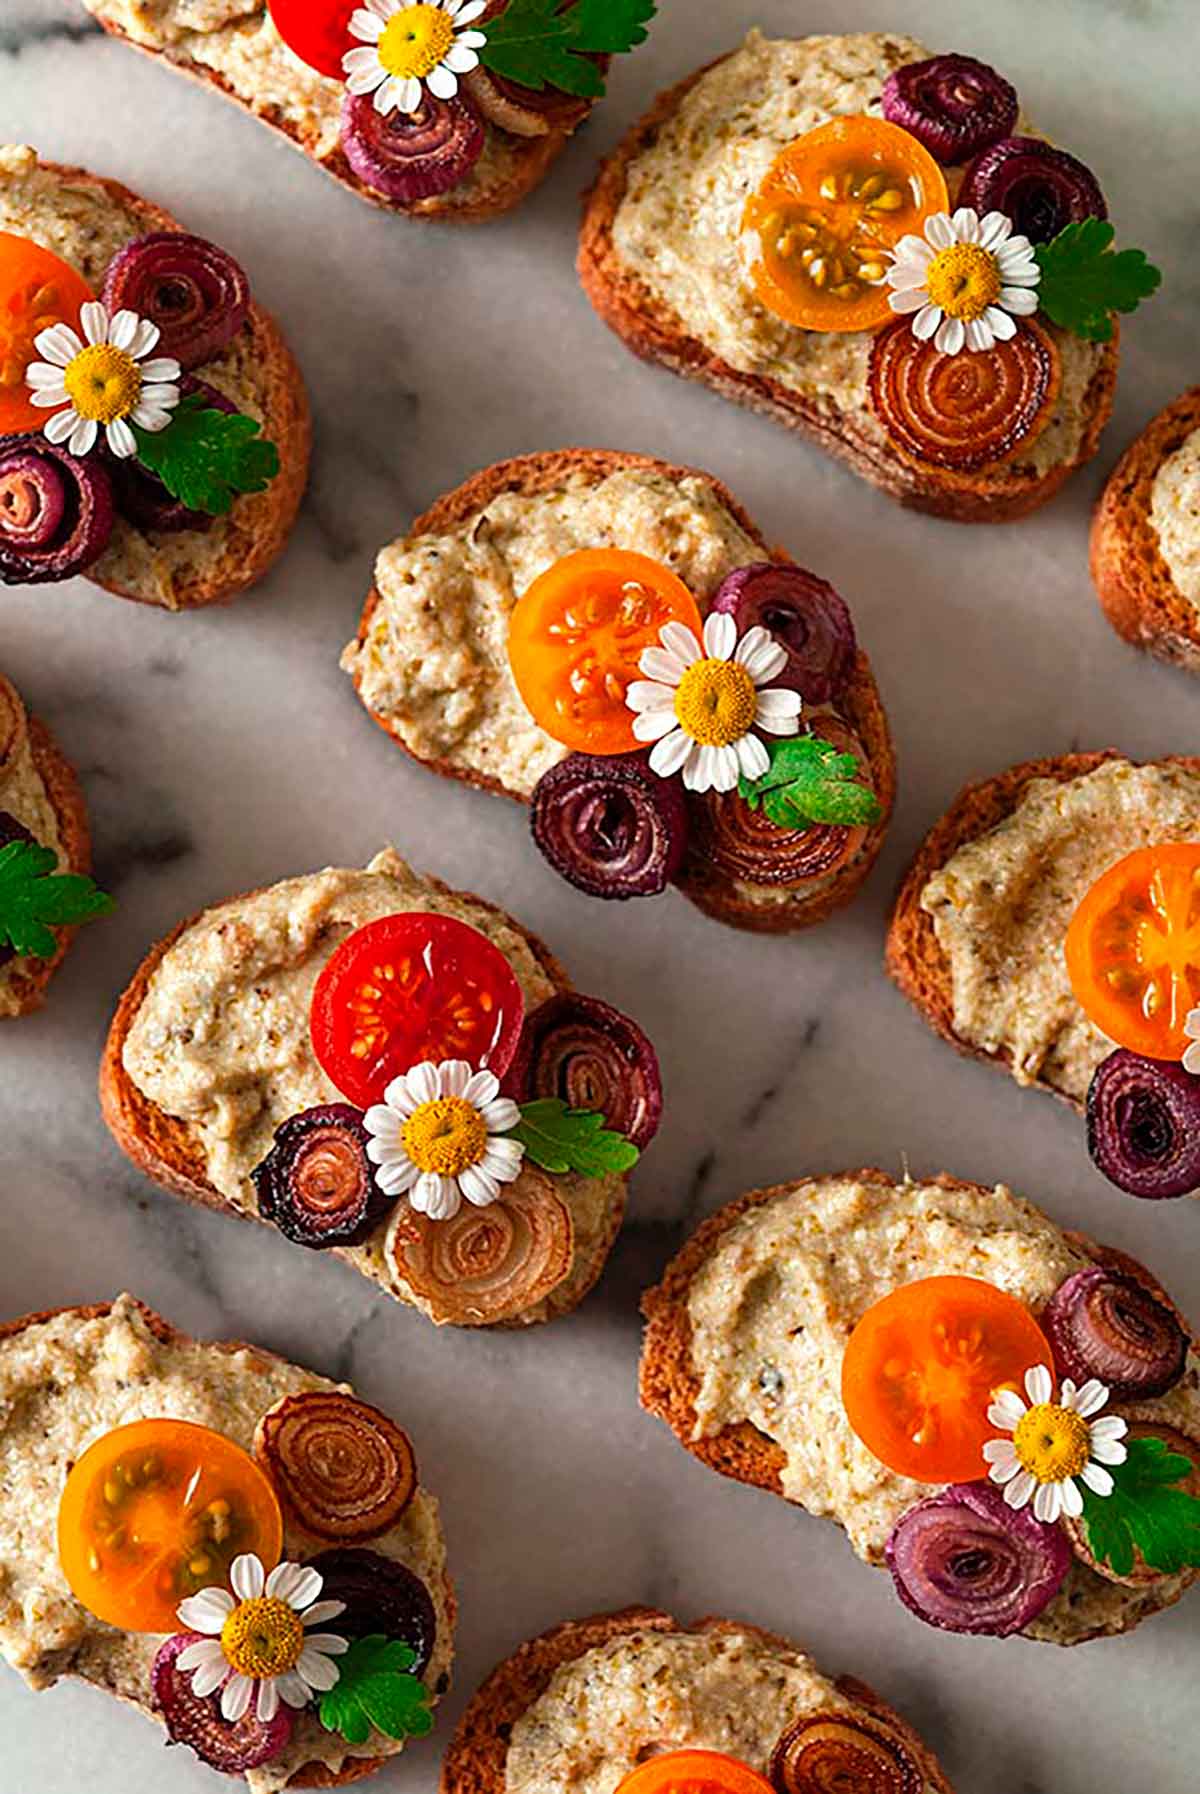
342, 449, 895, 935
578, 33, 1118, 523
440, 1605, 954, 1794
0, 146, 309, 610
1091, 387, 1200, 670
640, 1168, 1199, 1645
0, 1294, 455, 1789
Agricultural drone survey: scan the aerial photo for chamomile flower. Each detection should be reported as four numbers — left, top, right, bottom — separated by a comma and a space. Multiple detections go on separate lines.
364, 1058, 524, 1222
176, 1555, 347, 1723
886, 208, 1040, 356
343, 0, 487, 117
25, 300, 180, 458
982, 1364, 1128, 1524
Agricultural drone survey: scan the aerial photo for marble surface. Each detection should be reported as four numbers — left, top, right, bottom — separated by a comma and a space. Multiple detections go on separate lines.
2, 0, 1198, 1789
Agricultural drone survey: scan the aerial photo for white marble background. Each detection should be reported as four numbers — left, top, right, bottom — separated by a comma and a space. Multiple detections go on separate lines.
1, 1, 1198, 1789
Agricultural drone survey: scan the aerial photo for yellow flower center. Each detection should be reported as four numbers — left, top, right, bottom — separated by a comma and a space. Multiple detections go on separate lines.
378, 4, 455, 80
402, 1095, 488, 1176
62, 342, 142, 424
1011, 1402, 1091, 1484
923, 242, 1002, 322
220, 1596, 304, 1679
673, 658, 758, 747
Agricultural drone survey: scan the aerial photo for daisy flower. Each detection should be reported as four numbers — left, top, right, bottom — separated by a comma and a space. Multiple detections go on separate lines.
625, 611, 802, 795
885, 207, 1040, 356
1183, 1006, 1200, 1075
343, 0, 487, 117
176, 1554, 347, 1724
25, 300, 180, 459
982, 1365, 1128, 1524
364, 1058, 524, 1222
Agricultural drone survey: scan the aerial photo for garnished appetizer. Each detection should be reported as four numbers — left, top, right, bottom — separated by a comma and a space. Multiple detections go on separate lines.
641, 1170, 1200, 1644
342, 450, 894, 934
0, 147, 308, 609
79, 0, 657, 219
888, 753, 1200, 1201
440, 1606, 954, 1793
0, 670, 111, 1017
100, 849, 659, 1326
581, 33, 1161, 520
0, 1295, 453, 1786
1091, 386, 1200, 671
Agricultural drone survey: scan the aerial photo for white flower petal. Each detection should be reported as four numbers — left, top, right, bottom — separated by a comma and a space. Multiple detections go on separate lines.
304, 1634, 349, 1657
79, 301, 109, 346
1090, 1414, 1128, 1442
999, 286, 1039, 315
734, 628, 786, 683
277, 1671, 313, 1708
1025, 1365, 1053, 1406
1033, 1481, 1063, 1524
108, 309, 138, 351
753, 686, 801, 721
376, 1156, 420, 1197
139, 356, 180, 384
934, 314, 965, 355
1071, 1379, 1110, 1419
978, 211, 1012, 250
68, 416, 98, 457
702, 611, 736, 660
925, 213, 955, 250
462, 1068, 500, 1107
190, 1657, 231, 1699
257, 1679, 280, 1722
480, 1095, 520, 1133
888, 286, 930, 315
398, 76, 424, 114
1081, 1461, 1114, 1498
29, 388, 70, 410
648, 728, 692, 779
658, 620, 702, 665
454, 0, 488, 21
735, 732, 770, 781
231, 1553, 265, 1601
408, 1062, 441, 1104
481, 1133, 524, 1172
1060, 1477, 1083, 1520
177, 1587, 236, 1632
435, 1059, 471, 1098
1091, 1434, 1128, 1467
680, 741, 712, 792
221, 1674, 253, 1723
632, 707, 680, 743
951, 206, 981, 242
297, 1646, 342, 1692
1182, 1039, 1200, 1074
414, 1171, 459, 1220
982, 1439, 1018, 1467
711, 744, 741, 793
427, 63, 458, 98
637, 648, 688, 686
443, 42, 479, 73
41, 406, 79, 442
912, 303, 942, 341
269, 1561, 321, 1608
627, 676, 677, 711
988, 1388, 1027, 1429
303, 1600, 346, 1628
177, 1638, 227, 1673
25, 361, 69, 388
1004, 1468, 1036, 1510
348, 9, 384, 40
458, 1163, 501, 1207
381, 1076, 420, 1116
964, 318, 995, 352
34, 323, 82, 366
105, 416, 137, 459
982, 306, 1017, 342
344, 44, 385, 75
130, 405, 173, 433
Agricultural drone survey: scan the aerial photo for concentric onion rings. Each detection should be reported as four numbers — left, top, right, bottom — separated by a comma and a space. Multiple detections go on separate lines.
387, 1169, 574, 1326
255, 1391, 417, 1542
769, 1709, 924, 1794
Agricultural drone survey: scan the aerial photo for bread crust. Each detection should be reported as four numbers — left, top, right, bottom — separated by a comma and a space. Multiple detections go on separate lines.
577, 54, 1118, 523
439, 1604, 954, 1794
1090, 386, 1200, 670
345, 448, 896, 934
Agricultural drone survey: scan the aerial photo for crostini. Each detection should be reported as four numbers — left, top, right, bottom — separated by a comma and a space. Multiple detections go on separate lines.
580, 32, 1161, 521
0, 1295, 454, 1788
640, 1169, 1200, 1645
0, 146, 309, 609
440, 1605, 954, 1793
1091, 386, 1200, 670
101, 848, 659, 1326
341, 450, 895, 934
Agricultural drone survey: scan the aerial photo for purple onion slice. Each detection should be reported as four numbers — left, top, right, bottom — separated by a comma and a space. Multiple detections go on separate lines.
340, 89, 485, 202
1043, 1265, 1187, 1400
958, 136, 1107, 244
710, 564, 856, 704
106, 378, 237, 534
1086, 1048, 1200, 1200
0, 434, 114, 584
881, 54, 1018, 165
501, 992, 663, 1149
304, 1547, 437, 1676
151, 1633, 294, 1771
531, 751, 688, 900
0, 811, 36, 972
253, 1103, 394, 1248
885, 1481, 1071, 1636
102, 233, 250, 371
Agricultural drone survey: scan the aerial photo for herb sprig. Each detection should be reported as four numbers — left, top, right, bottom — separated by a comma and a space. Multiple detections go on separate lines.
480, 0, 657, 98
738, 735, 882, 830
509, 1098, 640, 1175
132, 395, 280, 517
1079, 1436, 1200, 1578
1035, 218, 1161, 343
0, 838, 114, 960
318, 1636, 433, 1746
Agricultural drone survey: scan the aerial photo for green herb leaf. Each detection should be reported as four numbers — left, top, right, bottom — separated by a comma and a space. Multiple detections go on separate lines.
0, 838, 114, 960
509, 1098, 640, 1176
738, 734, 883, 829
131, 395, 280, 517
481, 0, 656, 98
1033, 217, 1162, 343
1079, 1437, 1200, 1578
317, 1636, 433, 1747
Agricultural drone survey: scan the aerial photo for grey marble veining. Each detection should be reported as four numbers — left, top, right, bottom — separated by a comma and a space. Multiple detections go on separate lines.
1, 1, 1198, 1790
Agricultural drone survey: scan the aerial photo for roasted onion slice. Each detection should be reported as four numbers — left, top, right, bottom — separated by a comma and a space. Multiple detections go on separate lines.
710, 563, 856, 704
958, 136, 1107, 244
1085, 1048, 1200, 1200
868, 317, 1060, 474
769, 1709, 923, 1794
387, 1169, 574, 1325
1043, 1264, 1188, 1400
152, 1633, 294, 1771
531, 751, 689, 899
502, 992, 662, 1149
255, 1390, 417, 1543
881, 54, 1018, 165
885, 1481, 1071, 1636
252, 1103, 393, 1248
304, 1547, 438, 1676
0, 434, 113, 583
340, 89, 485, 202
1065, 1419, 1200, 1586
102, 233, 250, 371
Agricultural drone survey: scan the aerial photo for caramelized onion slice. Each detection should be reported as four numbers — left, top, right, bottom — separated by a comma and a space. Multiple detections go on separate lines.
770, 1709, 923, 1794
1043, 1264, 1188, 1399
1065, 1418, 1200, 1586
255, 1390, 417, 1543
386, 1169, 574, 1325
304, 1547, 437, 1676
503, 991, 663, 1149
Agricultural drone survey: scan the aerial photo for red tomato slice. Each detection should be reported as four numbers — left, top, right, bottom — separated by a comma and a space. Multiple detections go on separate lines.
267, 0, 357, 79
0, 233, 93, 434
311, 913, 526, 1109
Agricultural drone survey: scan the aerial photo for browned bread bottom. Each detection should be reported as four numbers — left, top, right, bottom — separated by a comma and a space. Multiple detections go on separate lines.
1, 709, 93, 1018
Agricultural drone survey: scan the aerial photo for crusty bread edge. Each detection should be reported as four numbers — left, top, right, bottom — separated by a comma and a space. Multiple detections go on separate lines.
0, 709, 93, 1018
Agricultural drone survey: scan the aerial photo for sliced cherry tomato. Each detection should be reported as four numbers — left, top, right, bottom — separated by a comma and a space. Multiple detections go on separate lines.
741, 117, 949, 333
616, 1752, 776, 1794
267, 0, 357, 79
508, 548, 703, 756
1065, 843, 1200, 1062
57, 1418, 282, 1634
841, 1275, 1052, 1484
310, 912, 525, 1109
0, 233, 92, 434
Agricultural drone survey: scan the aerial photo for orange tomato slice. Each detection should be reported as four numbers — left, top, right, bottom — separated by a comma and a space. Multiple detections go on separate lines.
615, 1751, 776, 1794
57, 1418, 283, 1633
0, 233, 92, 434
508, 548, 703, 755
841, 1275, 1052, 1484
741, 116, 949, 333
1064, 843, 1200, 1061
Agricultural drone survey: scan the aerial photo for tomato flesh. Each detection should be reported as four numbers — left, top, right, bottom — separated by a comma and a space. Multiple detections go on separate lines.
267, 0, 357, 79
841, 1275, 1052, 1484
0, 233, 93, 434
57, 1418, 282, 1634
1065, 843, 1200, 1061
615, 1751, 776, 1794
310, 912, 526, 1109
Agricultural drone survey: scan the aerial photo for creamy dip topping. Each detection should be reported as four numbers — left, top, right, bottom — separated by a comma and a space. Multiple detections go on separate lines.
0, 1296, 452, 1791
122, 849, 623, 1319
0, 675, 65, 1017
920, 759, 1200, 1101
610, 31, 1103, 479
1149, 424, 1200, 609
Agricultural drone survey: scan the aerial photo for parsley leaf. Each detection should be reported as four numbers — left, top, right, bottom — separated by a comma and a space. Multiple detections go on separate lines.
317, 1636, 433, 1747
131, 395, 280, 517
1034, 217, 1162, 343
481, 0, 657, 98
509, 1099, 640, 1176
738, 735, 883, 829
1079, 1437, 1200, 1578
0, 839, 114, 959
